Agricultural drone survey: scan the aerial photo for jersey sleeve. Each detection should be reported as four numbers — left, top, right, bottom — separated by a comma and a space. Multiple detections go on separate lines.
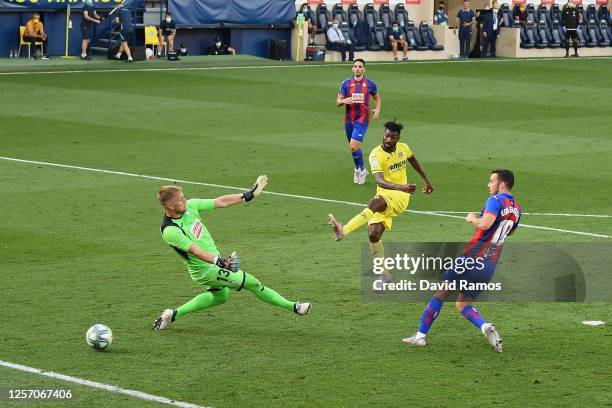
403, 144, 413, 159
369, 149, 383, 173
369, 80, 378, 96
483, 196, 501, 217
162, 226, 192, 252
338, 80, 348, 97
187, 199, 215, 213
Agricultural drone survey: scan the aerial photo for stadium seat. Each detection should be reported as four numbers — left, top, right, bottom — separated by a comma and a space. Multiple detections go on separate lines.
145, 26, 166, 57
378, 3, 393, 29
536, 5, 559, 48
549, 8, 566, 48
332, 3, 347, 24
500, 4, 519, 28
587, 5, 608, 46
598, 4, 610, 24
348, 4, 363, 28
419, 21, 444, 50
523, 5, 545, 48
394, 3, 410, 33
598, 20, 612, 46
352, 20, 370, 50
18, 26, 44, 59
316, 4, 332, 34
369, 21, 390, 51
339, 21, 359, 50
405, 22, 427, 51
363, 3, 379, 33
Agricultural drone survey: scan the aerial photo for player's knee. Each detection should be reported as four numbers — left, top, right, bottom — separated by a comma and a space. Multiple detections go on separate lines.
368, 231, 381, 243
212, 288, 229, 305
242, 273, 263, 292
455, 301, 470, 313
368, 198, 386, 213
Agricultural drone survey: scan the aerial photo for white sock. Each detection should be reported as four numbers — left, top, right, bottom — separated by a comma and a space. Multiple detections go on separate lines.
127, 57, 133, 61
81, 53, 86, 58
115, 53, 121, 58
416, 331, 426, 340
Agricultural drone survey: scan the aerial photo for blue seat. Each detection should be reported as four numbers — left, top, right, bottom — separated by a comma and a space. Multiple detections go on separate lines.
405, 21, 427, 51
363, 3, 379, 33
332, 3, 347, 24
316, 4, 331, 34
536, 5, 559, 48
348, 4, 363, 28
419, 21, 443, 50
378, 3, 393, 30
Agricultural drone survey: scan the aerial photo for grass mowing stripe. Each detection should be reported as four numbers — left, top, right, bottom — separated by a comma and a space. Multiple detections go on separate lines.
0, 360, 211, 408
0, 56, 610, 76
1, 155, 609, 239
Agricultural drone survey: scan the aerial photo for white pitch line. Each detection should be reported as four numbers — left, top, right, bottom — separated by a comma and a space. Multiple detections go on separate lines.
419, 210, 612, 218
0, 56, 610, 76
0, 359, 211, 408
0, 156, 610, 239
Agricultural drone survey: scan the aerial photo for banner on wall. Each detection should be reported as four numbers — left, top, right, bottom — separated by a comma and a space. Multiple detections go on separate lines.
170, 0, 295, 25
341, 0, 357, 4
595, 0, 608, 5
405, 0, 421, 4
0, 0, 121, 9
307, 0, 324, 4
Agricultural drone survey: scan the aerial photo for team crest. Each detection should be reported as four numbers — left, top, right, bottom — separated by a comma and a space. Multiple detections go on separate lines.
399, 152, 404, 158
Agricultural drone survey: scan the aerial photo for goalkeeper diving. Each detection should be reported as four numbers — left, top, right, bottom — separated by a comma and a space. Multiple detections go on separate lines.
153, 176, 311, 331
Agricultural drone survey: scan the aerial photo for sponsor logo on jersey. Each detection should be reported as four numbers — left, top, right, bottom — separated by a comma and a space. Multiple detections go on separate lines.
351, 93, 365, 104
191, 219, 203, 239
389, 159, 407, 171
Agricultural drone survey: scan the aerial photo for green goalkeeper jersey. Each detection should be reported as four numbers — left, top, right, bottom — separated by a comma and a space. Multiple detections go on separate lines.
160, 199, 220, 279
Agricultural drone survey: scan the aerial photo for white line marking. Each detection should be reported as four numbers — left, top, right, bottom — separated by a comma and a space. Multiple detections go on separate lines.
0, 56, 610, 76
0, 359, 211, 408
419, 210, 612, 218
0, 156, 609, 239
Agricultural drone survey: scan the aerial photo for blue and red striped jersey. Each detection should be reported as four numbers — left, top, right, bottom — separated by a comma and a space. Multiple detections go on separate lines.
338, 76, 378, 124
464, 193, 521, 263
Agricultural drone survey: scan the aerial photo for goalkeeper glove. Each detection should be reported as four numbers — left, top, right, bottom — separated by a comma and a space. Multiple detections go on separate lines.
214, 252, 240, 272
241, 175, 268, 202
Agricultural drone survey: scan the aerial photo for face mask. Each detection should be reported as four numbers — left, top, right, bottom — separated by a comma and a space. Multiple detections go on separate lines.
165, 18, 171, 23
215, 42, 221, 47
484, 5, 490, 9
86, 0, 93, 5
302, 8, 308, 12
393, 26, 399, 31
33, 18, 39, 23
332, 23, 339, 28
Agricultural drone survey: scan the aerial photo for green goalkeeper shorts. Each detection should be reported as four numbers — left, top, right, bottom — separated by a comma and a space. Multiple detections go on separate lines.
189, 265, 246, 290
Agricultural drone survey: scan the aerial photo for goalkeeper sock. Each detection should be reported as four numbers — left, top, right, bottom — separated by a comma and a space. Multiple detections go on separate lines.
369, 240, 391, 278
351, 150, 361, 169
175, 288, 229, 320
343, 208, 374, 235
461, 305, 486, 330
417, 296, 444, 336
243, 273, 294, 311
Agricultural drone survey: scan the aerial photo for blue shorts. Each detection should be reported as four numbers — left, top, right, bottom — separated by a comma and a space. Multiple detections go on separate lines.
441, 257, 497, 298
345, 122, 368, 143
81, 24, 94, 40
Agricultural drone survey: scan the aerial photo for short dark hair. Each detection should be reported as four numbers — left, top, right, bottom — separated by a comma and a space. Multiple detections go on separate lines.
353, 58, 366, 67
165, 11, 172, 17
33, 12, 40, 17
491, 169, 514, 189
439, 1, 445, 4
392, 20, 399, 25
384, 120, 404, 135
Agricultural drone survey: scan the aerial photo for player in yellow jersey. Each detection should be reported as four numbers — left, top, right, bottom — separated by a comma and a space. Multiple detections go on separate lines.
328, 120, 433, 280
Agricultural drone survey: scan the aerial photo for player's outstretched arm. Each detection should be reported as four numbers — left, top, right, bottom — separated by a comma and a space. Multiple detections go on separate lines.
374, 172, 416, 193
214, 175, 268, 208
466, 212, 496, 230
408, 155, 434, 195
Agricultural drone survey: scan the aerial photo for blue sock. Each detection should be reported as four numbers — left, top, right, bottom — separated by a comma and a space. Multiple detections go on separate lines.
351, 150, 360, 170
461, 305, 486, 330
355, 148, 364, 170
418, 296, 444, 335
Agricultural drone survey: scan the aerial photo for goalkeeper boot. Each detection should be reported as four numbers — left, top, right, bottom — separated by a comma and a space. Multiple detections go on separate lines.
327, 213, 345, 241
482, 323, 503, 352
402, 333, 427, 347
152, 309, 175, 330
294, 301, 311, 316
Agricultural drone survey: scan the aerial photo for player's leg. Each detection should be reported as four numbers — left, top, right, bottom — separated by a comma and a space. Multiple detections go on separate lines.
368, 222, 393, 282
158, 35, 165, 57
456, 294, 502, 352
123, 40, 133, 61
328, 196, 386, 240
572, 32, 578, 57
152, 287, 229, 330
392, 40, 398, 60
565, 31, 570, 57
401, 40, 408, 60
241, 272, 310, 315
403, 288, 451, 346
168, 34, 175, 53
350, 123, 367, 183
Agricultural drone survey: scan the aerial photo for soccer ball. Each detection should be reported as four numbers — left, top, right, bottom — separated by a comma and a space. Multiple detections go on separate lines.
85, 324, 113, 351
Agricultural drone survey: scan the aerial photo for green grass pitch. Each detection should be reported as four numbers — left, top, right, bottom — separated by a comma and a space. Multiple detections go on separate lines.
0, 56, 611, 407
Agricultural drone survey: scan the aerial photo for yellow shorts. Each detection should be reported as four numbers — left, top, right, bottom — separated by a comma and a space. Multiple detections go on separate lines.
368, 190, 410, 230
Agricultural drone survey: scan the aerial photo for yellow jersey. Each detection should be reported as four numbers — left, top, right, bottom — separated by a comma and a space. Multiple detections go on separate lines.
25, 20, 44, 37
368, 143, 413, 194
